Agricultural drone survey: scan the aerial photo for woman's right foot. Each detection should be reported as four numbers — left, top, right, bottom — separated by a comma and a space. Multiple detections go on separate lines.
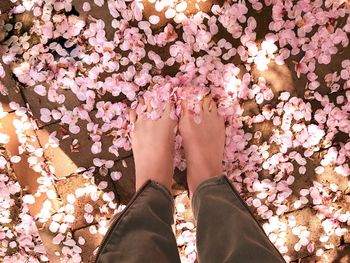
179, 97, 225, 197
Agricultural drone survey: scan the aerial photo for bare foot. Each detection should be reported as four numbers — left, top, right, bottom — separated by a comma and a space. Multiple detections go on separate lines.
179, 97, 225, 197
129, 102, 177, 191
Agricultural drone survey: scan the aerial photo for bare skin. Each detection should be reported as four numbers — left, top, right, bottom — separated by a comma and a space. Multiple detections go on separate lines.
129, 102, 177, 191
179, 97, 225, 197
129, 97, 225, 197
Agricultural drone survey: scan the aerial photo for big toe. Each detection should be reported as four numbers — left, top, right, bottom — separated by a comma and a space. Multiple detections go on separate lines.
163, 101, 173, 114
180, 100, 190, 118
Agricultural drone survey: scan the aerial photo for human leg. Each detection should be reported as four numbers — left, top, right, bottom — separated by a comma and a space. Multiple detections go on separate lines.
179, 97, 285, 263
95, 102, 180, 263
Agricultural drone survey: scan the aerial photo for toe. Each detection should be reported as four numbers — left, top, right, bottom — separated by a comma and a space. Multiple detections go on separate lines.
161, 102, 175, 122
181, 100, 189, 117
164, 101, 172, 113
203, 96, 211, 112
198, 98, 204, 112
145, 99, 152, 113
129, 109, 137, 123
209, 99, 218, 114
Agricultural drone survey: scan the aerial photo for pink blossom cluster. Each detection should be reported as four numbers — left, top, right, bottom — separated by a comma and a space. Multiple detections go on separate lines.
174, 193, 197, 263
0, 117, 48, 262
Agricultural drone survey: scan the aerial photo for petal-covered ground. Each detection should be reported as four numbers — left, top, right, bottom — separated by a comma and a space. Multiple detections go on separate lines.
1, 0, 350, 262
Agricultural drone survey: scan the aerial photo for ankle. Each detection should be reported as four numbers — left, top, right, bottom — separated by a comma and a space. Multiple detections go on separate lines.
187, 167, 222, 196
135, 169, 173, 192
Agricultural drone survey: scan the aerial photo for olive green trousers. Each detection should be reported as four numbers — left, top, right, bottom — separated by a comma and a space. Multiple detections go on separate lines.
95, 175, 285, 263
